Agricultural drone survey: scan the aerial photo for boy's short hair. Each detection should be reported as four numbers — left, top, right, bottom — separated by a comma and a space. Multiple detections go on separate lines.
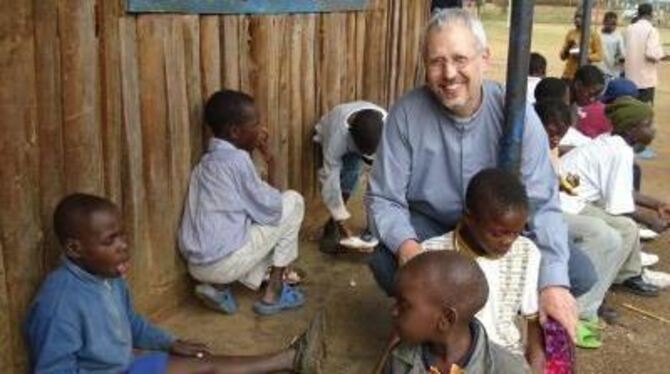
603, 11, 617, 21
534, 99, 573, 131
529, 52, 547, 76
574, 65, 605, 88
638, 3, 653, 17
465, 168, 529, 217
204, 89, 256, 137
349, 109, 384, 155
535, 77, 568, 102
53, 193, 117, 245
403, 250, 488, 319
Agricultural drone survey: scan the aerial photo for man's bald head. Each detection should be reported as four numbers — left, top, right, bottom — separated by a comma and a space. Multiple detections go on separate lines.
398, 251, 489, 320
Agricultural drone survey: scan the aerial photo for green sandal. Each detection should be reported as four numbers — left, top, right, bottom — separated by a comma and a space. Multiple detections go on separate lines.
576, 318, 603, 349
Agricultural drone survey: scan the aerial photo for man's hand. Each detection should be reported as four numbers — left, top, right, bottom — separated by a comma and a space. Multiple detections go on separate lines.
336, 220, 354, 239
397, 239, 423, 266
170, 339, 210, 358
539, 286, 577, 342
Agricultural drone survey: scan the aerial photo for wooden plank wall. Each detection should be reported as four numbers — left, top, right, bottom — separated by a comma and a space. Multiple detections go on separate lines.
0, 0, 429, 371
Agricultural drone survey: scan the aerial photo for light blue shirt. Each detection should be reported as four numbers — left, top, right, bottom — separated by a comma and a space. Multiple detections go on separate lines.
24, 257, 174, 373
366, 81, 570, 287
179, 138, 283, 265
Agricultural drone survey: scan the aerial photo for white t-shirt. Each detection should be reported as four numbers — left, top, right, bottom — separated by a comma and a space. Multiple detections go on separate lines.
422, 231, 541, 354
559, 134, 634, 215
559, 127, 592, 147
527, 76, 542, 104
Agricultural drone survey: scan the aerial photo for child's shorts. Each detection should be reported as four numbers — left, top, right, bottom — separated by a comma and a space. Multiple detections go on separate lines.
127, 352, 169, 374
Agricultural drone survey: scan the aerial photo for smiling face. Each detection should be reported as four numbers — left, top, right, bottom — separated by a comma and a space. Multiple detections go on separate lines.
66, 208, 130, 278
424, 22, 489, 118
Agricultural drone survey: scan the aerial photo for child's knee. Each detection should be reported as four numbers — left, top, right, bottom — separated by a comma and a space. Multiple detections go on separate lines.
282, 190, 305, 215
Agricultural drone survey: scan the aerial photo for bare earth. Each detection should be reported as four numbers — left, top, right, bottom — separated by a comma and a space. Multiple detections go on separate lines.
160, 19, 670, 373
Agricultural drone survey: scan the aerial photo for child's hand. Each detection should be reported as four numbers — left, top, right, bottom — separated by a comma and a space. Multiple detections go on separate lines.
656, 202, 670, 219
336, 220, 354, 239
169, 339, 210, 358
256, 127, 273, 161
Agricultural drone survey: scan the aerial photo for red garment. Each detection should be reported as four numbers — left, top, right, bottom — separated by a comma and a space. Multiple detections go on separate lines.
576, 101, 613, 138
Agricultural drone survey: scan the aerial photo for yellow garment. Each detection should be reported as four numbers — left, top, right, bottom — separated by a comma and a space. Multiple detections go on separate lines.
560, 28, 603, 79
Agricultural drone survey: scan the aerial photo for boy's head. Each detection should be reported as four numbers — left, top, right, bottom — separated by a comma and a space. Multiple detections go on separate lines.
602, 11, 618, 33
573, 8, 583, 29
535, 99, 573, 149
392, 251, 488, 345
205, 89, 261, 152
529, 52, 547, 78
638, 3, 653, 19
535, 77, 570, 105
54, 193, 129, 278
348, 109, 384, 157
606, 96, 655, 147
463, 168, 529, 257
573, 65, 605, 106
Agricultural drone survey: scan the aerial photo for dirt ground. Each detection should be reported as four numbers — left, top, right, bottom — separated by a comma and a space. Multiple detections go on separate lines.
160, 17, 670, 373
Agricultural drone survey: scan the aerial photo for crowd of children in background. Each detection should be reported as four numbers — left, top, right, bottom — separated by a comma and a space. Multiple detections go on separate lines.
19, 4, 670, 374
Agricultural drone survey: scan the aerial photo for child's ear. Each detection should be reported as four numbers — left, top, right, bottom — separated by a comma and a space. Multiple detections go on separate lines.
64, 239, 83, 259
437, 304, 457, 332
463, 209, 475, 227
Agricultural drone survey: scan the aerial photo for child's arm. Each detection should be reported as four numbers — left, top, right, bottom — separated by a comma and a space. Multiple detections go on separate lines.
525, 318, 545, 374
634, 192, 670, 217
25, 310, 82, 372
122, 282, 175, 351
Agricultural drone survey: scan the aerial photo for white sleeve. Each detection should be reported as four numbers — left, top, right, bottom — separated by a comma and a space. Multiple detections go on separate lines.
520, 239, 541, 317
318, 118, 351, 221
602, 146, 635, 215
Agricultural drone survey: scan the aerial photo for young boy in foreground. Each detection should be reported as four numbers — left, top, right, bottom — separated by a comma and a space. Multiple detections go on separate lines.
421, 169, 544, 371
383, 251, 529, 373
25, 193, 324, 373
179, 89, 306, 315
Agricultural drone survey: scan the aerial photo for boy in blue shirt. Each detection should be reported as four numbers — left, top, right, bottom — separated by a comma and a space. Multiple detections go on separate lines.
25, 193, 324, 373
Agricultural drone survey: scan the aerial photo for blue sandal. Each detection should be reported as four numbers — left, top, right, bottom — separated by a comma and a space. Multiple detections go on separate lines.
194, 284, 237, 314
253, 284, 305, 316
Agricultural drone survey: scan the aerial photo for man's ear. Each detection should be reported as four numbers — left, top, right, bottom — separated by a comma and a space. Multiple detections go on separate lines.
437, 304, 457, 332
462, 209, 476, 227
64, 239, 83, 259
480, 47, 491, 68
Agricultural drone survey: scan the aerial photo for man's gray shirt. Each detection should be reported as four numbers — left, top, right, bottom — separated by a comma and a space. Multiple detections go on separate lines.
365, 81, 570, 287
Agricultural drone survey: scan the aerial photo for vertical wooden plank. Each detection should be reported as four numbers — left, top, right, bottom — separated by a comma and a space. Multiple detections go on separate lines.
200, 15, 221, 99
181, 16, 204, 164
119, 16, 151, 312
237, 15, 253, 94
354, 12, 367, 101
100, 0, 124, 205
301, 14, 318, 198
163, 17, 191, 305
137, 15, 173, 312
319, 13, 347, 114
386, 0, 401, 103
250, 15, 287, 188
288, 16, 304, 191
363, 0, 389, 105
0, 0, 40, 371
220, 15, 240, 90
33, 0, 65, 270
345, 14, 358, 100
58, 0, 104, 194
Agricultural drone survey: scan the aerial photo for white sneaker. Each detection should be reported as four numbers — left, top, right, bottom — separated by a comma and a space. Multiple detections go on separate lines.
339, 236, 378, 250
641, 251, 660, 267
640, 228, 659, 241
642, 269, 670, 289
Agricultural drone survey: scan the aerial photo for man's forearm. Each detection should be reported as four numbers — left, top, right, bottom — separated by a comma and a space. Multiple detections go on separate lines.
634, 191, 661, 209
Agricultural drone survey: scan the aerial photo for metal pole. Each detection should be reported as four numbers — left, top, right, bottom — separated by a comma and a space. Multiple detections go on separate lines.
499, 0, 535, 174
578, 0, 595, 66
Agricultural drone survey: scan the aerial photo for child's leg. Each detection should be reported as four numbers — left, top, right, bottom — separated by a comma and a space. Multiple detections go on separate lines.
166, 350, 294, 374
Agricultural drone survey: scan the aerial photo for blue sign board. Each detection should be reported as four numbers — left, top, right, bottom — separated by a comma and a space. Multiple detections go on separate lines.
127, 0, 369, 14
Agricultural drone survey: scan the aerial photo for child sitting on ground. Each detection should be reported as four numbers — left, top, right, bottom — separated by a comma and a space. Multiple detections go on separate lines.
556, 97, 665, 295
179, 89, 306, 315
535, 77, 591, 149
383, 250, 530, 373
313, 101, 387, 253
421, 168, 543, 372
24, 193, 325, 373
527, 52, 547, 104
573, 65, 612, 138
